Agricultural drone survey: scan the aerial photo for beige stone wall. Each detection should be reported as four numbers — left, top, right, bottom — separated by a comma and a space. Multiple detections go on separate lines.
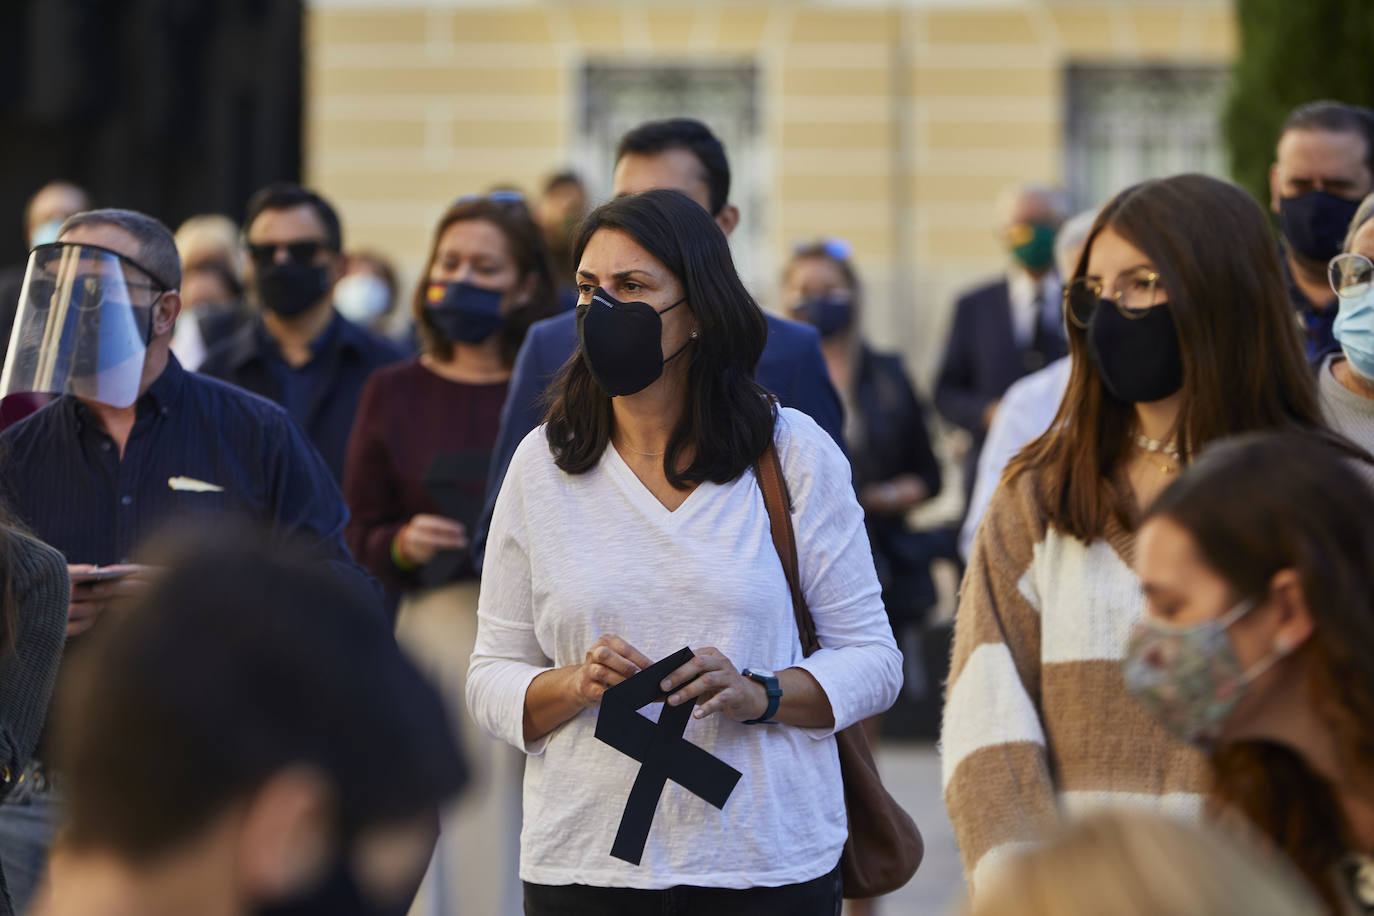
304, 0, 1235, 383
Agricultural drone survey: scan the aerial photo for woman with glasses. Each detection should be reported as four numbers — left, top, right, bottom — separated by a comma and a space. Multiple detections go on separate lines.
781, 240, 942, 731
342, 191, 558, 915
1321, 194, 1374, 461
941, 174, 1334, 893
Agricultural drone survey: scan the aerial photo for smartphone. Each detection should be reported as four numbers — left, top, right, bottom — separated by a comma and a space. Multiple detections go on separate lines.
69, 567, 134, 584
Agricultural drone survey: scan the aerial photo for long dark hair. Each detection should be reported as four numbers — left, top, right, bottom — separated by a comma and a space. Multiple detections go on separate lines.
412, 196, 558, 367
544, 189, 773, 489
1008, 174, 1328, 540
1145, 432, 1374, 910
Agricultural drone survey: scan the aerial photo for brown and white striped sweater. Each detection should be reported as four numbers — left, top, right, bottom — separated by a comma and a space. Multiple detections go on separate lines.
940, 467, 1210, 891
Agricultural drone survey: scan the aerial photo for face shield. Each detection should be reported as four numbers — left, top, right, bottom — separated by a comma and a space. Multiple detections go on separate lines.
1, 242, 170, 408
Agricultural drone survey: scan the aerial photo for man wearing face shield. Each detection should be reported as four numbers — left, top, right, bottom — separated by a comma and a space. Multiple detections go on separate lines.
1269, 100, 1374, 362
0, 208, 381, 913
199, 184, 405, 482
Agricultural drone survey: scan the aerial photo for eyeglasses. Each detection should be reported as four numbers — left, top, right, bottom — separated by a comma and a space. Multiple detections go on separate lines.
1329, 253, 1374, 299
247, 240, 330, 268
1063, 267, 1165, 328
792, 237, 852, 261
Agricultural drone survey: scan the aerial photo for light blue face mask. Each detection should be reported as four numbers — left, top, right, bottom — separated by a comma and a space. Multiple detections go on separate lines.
29, 219, 65, 249
1334, 284, 1374, 381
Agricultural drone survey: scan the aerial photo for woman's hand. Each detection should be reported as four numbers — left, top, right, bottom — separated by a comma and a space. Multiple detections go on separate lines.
570, 635, 655, 709
660, 648, 768, 722
395, 514, 468, 568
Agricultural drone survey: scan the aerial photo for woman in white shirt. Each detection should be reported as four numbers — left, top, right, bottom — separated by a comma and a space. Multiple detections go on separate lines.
468, 188, 902, 914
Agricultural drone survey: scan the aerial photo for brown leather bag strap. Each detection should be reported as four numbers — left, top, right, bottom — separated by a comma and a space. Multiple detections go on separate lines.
755, 441, 820, 657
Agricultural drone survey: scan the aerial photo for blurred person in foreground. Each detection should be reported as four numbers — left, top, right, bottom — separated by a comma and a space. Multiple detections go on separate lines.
0, 207, 380, 911
1321, 193, 1374, 461
171, 214, 252, 370
781, 239, 942, 695
473, 117, 844, 567
469, 190, 901, 913
958, 208, 1097, 561
1269, 101, 1374, 361
964, 810, 1320, 916
200, 184, 404, 482
1127, 434, 1374, 911
34, 535, 464, 916
0, 517, 69, 916
941, 175, 1338, 894
934, 182, 1070, 513
343, 193, 558, 914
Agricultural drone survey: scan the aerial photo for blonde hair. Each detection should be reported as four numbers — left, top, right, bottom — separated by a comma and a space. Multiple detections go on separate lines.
965, 811, 1321, 916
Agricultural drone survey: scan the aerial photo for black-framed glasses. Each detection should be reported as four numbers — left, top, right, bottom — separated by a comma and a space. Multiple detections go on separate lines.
1063, 267, 1165, 328
1329, 253, 1373, 299
247, 240, 330, 268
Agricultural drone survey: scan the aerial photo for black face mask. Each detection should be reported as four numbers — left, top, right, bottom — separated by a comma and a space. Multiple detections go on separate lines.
577, 287, 692, 397
257, 261, 330, 318
1278, 190, 1362, 264
1086, 300, 1184, 404
426, 281, 505, 343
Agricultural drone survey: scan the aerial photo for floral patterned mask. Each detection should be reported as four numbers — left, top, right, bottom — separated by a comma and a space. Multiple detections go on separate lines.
1123, 598, 1290, 751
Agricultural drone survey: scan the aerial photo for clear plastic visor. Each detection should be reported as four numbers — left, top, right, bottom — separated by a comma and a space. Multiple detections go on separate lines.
0, 242, 163, 409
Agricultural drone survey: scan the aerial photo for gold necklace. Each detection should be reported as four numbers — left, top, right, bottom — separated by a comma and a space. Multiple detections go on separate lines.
616, 439, 665, 458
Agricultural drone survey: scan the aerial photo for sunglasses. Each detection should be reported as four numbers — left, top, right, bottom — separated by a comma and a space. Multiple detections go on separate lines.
247, 240, 331, 267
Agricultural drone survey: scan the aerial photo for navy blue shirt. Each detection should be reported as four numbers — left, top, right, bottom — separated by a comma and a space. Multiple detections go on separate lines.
1282, 248, 1340, 363
0, 355, 379, 608
199, 311, 404, 481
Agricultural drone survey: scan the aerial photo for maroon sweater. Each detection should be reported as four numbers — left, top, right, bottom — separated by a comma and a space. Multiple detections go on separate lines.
343, 359, 508, 590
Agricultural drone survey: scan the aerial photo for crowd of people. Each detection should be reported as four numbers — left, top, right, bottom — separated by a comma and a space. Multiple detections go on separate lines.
0, 96, 1366, 916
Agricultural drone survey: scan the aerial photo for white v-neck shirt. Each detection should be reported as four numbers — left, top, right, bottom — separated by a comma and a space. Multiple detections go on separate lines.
468, 407, 902, 890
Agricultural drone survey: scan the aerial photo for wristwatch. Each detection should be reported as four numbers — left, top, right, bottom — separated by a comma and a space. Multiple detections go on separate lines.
741, 668, 782, 724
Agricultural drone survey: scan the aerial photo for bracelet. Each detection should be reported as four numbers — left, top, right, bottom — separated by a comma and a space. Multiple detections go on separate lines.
390, 529, 417, 571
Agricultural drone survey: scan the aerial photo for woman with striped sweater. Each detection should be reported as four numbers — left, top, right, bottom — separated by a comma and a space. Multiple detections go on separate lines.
941, 174, 1335, 891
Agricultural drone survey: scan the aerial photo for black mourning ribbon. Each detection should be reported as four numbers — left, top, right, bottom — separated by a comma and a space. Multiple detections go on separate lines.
594, 646, 742, 865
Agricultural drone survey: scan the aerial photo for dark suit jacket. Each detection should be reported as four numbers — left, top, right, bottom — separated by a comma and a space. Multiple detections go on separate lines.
934, 277, 1067, 504
200, 312, 404, 482
471, 309, 846, 567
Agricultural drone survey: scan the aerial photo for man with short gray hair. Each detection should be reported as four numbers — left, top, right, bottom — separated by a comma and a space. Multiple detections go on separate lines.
0, 207, 380, 912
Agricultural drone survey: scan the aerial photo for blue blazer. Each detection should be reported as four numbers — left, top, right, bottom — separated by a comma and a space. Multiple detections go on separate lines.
472, 309, 845, 567
934, 278, 1067, 507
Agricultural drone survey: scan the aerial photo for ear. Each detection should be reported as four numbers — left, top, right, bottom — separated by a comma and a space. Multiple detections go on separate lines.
1267, 568, 1314, 653
713, 204, 740, 238
236, 765, 337, 903
154, 292, 182, 338
1268, 162, 1283, 214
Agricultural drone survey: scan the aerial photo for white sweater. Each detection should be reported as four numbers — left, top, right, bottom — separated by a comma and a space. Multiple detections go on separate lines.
468, 407, 902, 890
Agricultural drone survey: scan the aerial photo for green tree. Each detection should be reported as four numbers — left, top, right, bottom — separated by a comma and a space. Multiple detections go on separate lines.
1224, 0, 1374, 205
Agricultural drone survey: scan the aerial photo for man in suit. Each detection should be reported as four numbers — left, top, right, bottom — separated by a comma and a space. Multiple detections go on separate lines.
935, 182, 1070, 513
472, 118, 844, 567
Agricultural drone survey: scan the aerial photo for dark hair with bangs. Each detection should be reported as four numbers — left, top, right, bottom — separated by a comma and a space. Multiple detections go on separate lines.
1144, 432, 1374, 911
544, 189, 773, 488
1006, 174, 1330, 541
412, 196, 558, 367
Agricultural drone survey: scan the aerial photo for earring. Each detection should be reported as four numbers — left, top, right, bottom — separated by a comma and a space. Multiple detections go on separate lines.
690, 330, 700, 339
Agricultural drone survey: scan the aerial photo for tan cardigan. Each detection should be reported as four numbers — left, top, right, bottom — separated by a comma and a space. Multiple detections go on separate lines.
940, 467, 1210, 890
